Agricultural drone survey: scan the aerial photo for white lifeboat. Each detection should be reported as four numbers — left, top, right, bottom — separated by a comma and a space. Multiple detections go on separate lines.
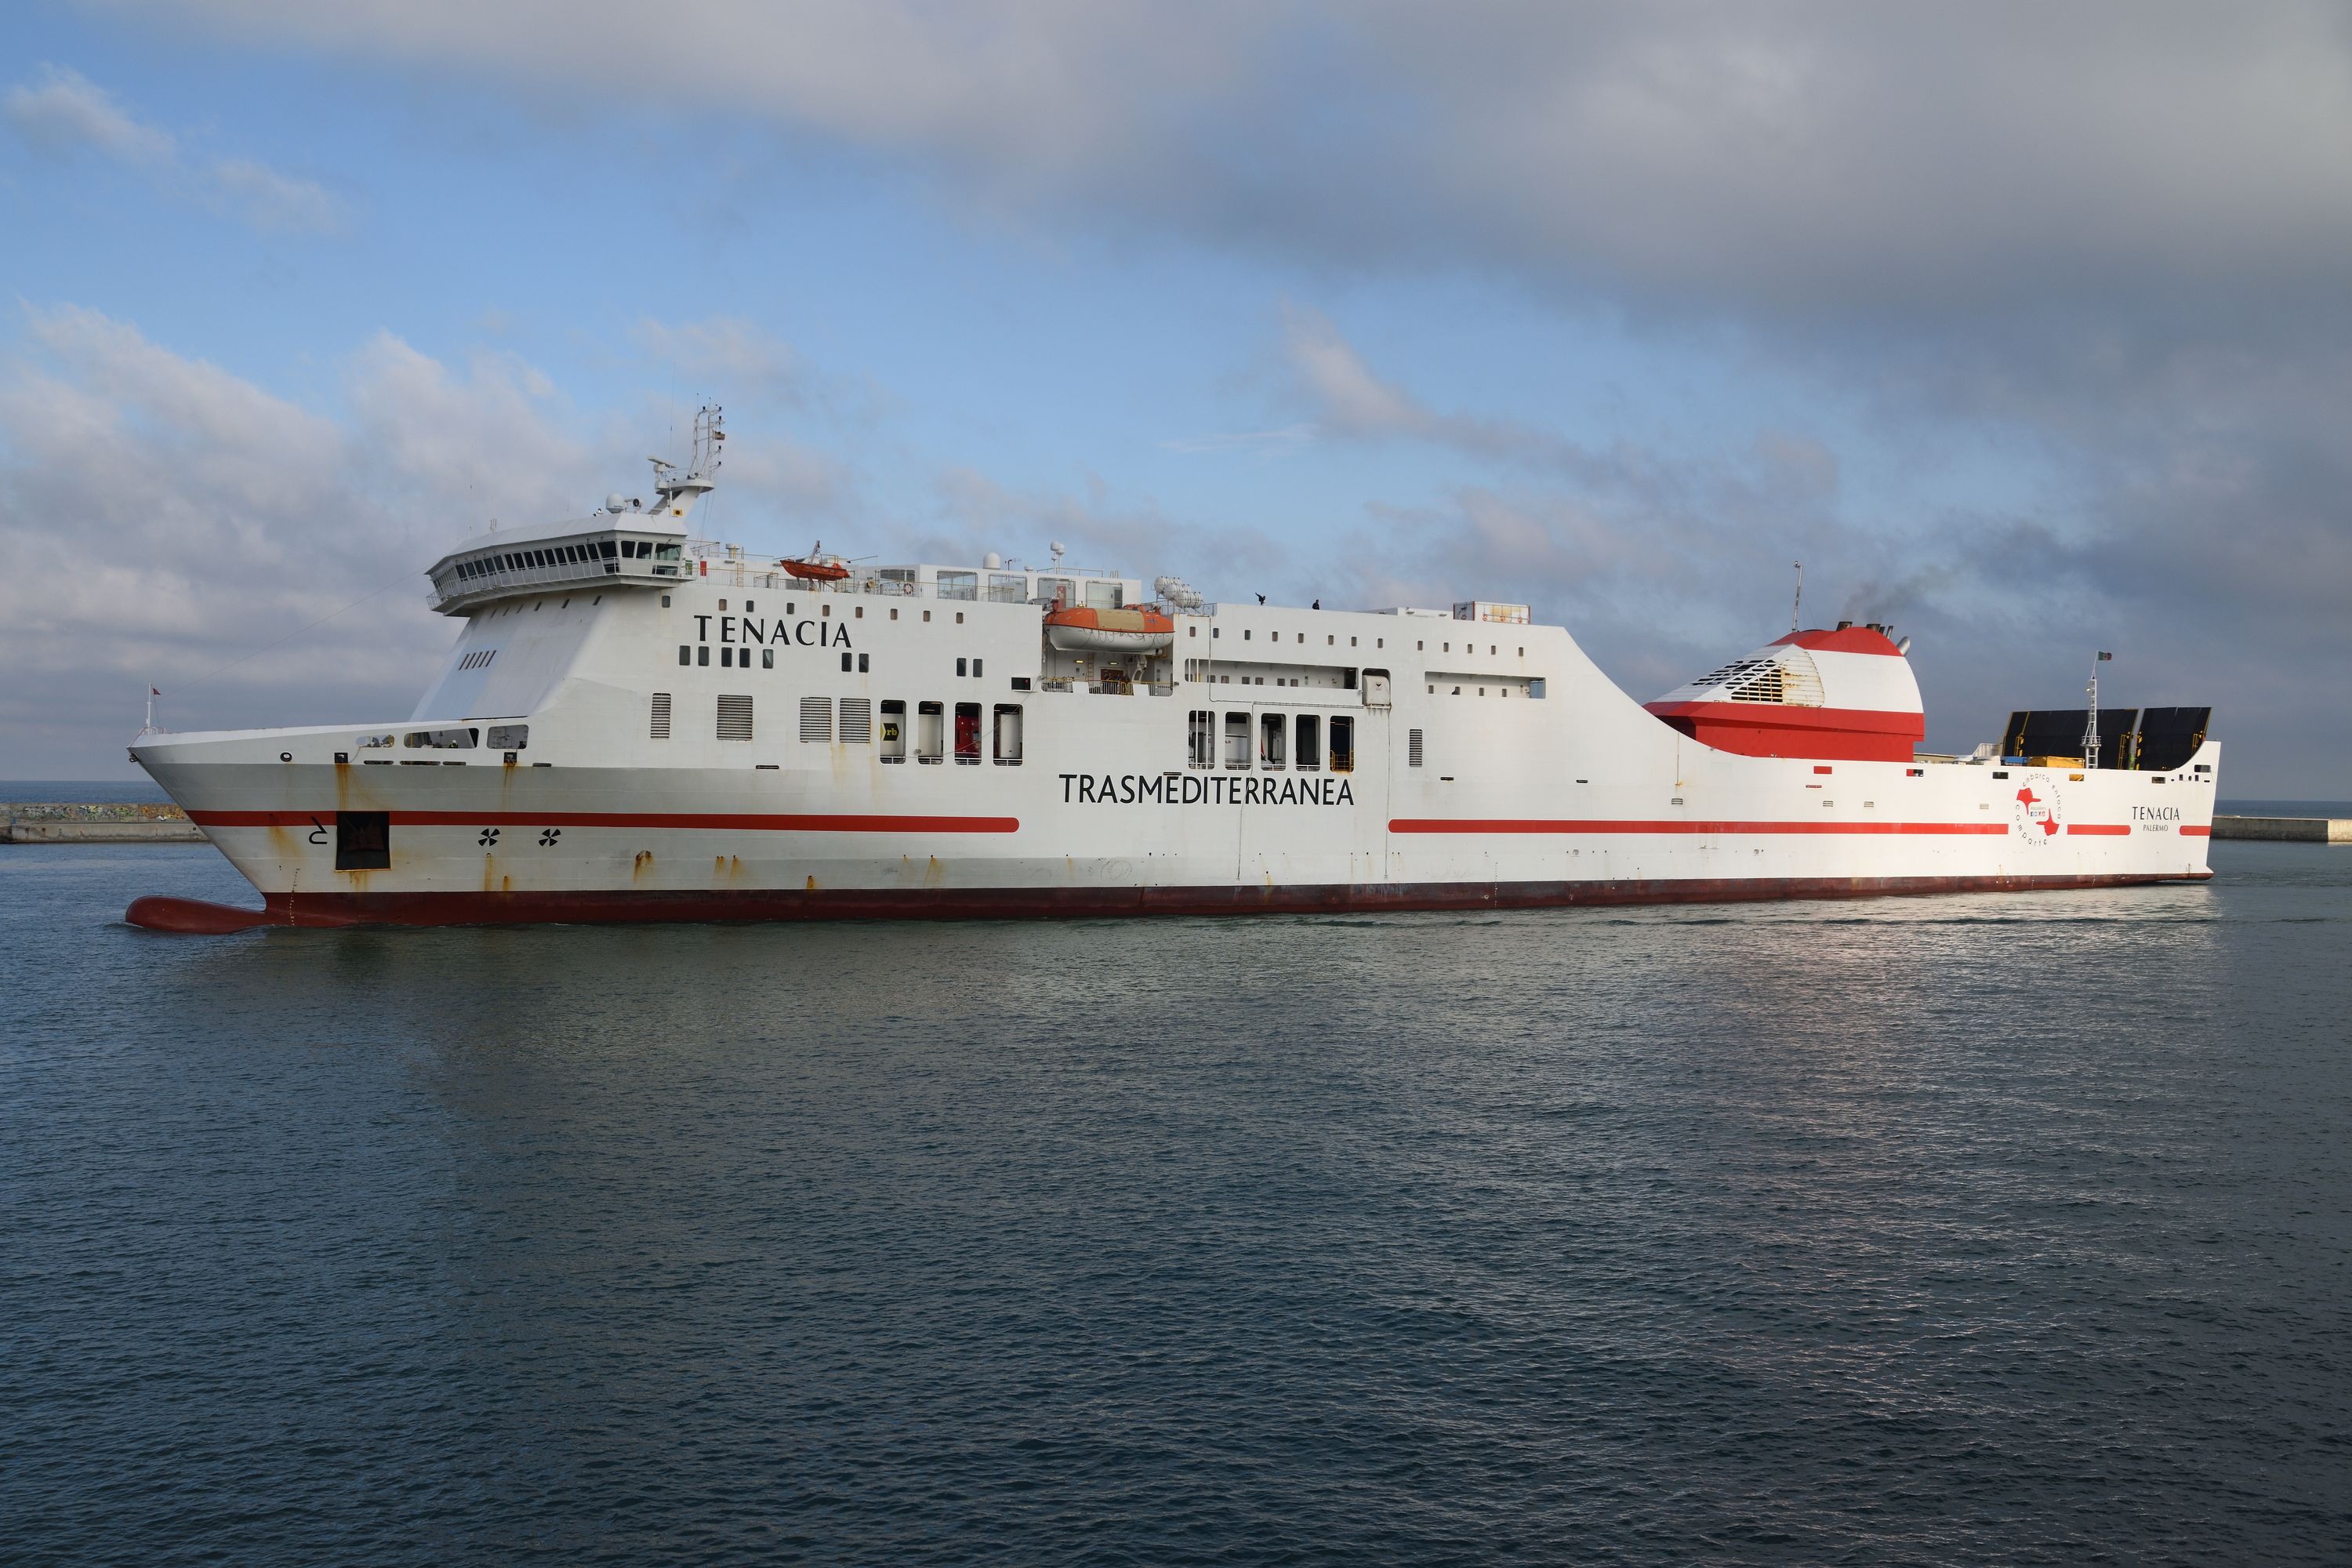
1044, 604, 1176, 654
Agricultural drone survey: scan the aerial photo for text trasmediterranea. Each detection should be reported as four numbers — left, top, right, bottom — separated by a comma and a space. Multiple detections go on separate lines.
1062, 773, 1355, 807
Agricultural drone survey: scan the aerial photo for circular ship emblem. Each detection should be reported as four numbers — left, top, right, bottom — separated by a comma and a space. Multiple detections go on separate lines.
2011, 772, 2063, 844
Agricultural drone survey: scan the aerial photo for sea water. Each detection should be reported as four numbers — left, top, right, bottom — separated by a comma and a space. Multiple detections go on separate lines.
3, 833, 2347, 1563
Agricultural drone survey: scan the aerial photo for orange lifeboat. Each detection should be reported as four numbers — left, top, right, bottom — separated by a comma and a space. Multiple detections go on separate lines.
1043, 604, 1176, 654
779, 557, 851, 582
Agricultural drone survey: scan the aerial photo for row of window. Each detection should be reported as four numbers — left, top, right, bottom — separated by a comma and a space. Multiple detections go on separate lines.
398, 724, 528, 751
456, 538, 680, 579
1186, 712, 1356, 772
645, 692, 1026, 764
1200, 628, 1385, 648
680, 644, 877, 672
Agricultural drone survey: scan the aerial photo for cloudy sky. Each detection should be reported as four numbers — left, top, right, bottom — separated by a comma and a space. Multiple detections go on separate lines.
4, 2, 2348, 791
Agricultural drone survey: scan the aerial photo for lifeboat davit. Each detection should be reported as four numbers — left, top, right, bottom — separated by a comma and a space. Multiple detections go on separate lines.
1643, 622, 1925, 763
1043, 604, 1176, 654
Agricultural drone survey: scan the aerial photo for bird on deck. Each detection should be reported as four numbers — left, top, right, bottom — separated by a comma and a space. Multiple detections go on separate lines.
1312, 599, 1320, 609
1256, 593, 1266, 604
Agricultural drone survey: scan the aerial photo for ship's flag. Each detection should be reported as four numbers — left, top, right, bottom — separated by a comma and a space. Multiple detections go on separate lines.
2096, 652, 2112, 661
151, 687, 162, 695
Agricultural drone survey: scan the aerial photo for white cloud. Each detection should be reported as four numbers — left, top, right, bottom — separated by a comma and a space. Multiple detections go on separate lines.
97, 2, 2352, 306
0, 307, 601, 772
633, 316, 799, 394
3, 63, 346, 235
2, 65, 174, 163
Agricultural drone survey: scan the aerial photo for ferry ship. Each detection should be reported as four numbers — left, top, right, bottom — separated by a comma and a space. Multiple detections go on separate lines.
126, 407, 2217, 931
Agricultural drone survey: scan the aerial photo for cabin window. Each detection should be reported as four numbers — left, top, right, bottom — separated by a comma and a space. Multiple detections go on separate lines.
973, 658, 983, 678
763, 648, 775, 669
1259, 713, 1286, 769
956, 658, 967, 677
720, 647, 732, 667
916, 701, 944, 764
798, 697, 829, 742
485, 724, 527, 751
938, 570, 978, 601
841, 651, 852, 673
650, 692, 671, 739
854, 605, 862, 618
954, 702, 982, 764
839, 698, 872, 744
334, 811, 390, 871
1408, 728, 1425, 767
1295, 714, 1321, 770
1188, 710, 1214, 769
858, 653, 869, 673
403, 727, 477, 750
993, 705, 1024, 764
880, 701, 906, 762
1243, 630, 1252, 641
890, 608, 899, 621
1330, 717, 1356, 773
1224, 713, 1251, 769
697, 646, 710, 666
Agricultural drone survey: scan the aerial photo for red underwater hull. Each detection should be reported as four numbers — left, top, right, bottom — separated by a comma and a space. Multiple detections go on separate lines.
125, 869, 2210, 933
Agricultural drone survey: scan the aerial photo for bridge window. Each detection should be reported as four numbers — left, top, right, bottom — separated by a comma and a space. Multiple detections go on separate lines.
1330, 717, 1356, 773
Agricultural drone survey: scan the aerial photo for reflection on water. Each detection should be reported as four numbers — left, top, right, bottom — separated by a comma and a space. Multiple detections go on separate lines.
2, 842, 2346, 1563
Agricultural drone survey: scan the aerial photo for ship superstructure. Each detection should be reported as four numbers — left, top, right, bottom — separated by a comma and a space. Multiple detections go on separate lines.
126, 408, 2217, 931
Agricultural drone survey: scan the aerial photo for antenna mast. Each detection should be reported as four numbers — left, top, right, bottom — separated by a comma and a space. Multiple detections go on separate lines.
2083, 651, 2112, 769
1791, 563, 1802, 632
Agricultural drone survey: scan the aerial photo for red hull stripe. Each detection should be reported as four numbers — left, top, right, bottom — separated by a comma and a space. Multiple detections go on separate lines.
1390, 818, 2009, 836
2180, 826, 2212, 837
1642, 702, 1923, 735
188, 809, 1019, 833
2066, 823, 2132, 836
124, 869, 2213, 932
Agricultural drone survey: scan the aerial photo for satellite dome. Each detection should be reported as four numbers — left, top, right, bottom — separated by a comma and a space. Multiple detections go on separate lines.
604, 492, 628, 514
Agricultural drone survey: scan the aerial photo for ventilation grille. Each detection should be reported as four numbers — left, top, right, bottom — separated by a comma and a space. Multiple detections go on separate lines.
799, 696, 831, 743
717, 694, 753, 742
1408, 728, 1425, 767
649, 691, 671, 740
838, 697, 871, 744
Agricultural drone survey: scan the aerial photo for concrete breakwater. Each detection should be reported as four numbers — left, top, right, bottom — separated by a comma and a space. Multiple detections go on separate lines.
2212, 815, 2352, 844
2, 803, 205, 843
